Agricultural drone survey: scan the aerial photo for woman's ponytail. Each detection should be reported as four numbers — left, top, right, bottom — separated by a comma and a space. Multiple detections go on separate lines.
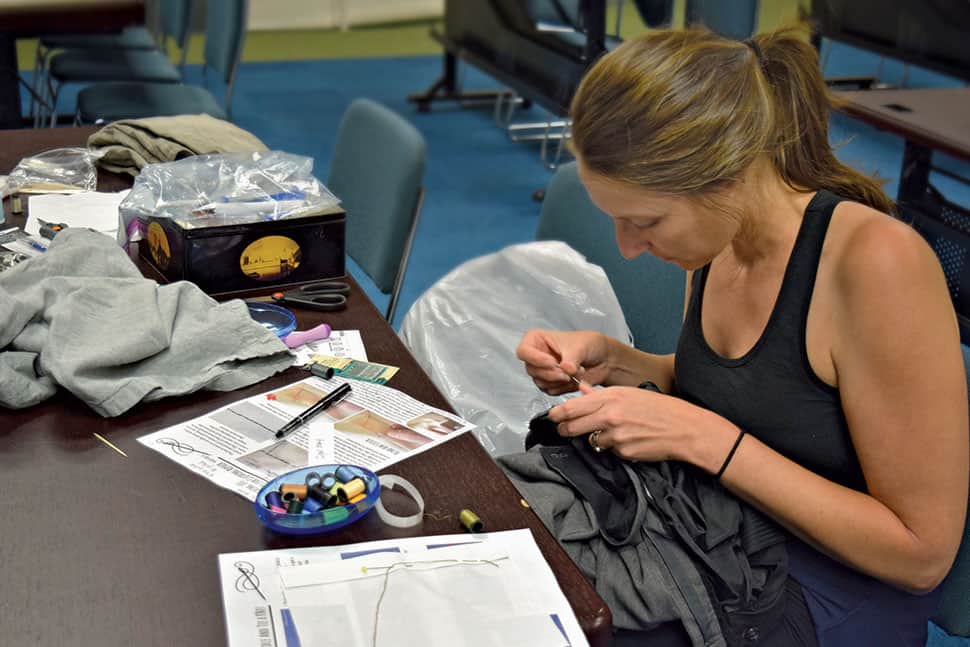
752, 29, 896, 214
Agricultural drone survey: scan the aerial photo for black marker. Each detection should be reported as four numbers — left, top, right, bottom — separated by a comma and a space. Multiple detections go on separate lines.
274, 382, 352, 439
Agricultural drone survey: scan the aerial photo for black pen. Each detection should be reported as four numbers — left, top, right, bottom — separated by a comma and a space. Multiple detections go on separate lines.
274, 382, 352, 439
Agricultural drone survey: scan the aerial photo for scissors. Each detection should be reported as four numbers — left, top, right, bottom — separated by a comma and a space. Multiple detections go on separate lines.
271, 281, 350, 311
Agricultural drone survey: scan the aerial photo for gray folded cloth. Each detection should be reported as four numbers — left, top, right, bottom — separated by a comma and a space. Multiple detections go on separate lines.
0, 229, 292, 416
87, 114, 269, 176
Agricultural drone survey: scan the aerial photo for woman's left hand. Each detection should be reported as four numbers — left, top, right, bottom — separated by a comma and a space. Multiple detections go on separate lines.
547, 383, 737, 468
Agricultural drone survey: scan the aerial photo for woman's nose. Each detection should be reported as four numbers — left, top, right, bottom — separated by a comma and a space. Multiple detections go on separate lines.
614, 222, 650, 259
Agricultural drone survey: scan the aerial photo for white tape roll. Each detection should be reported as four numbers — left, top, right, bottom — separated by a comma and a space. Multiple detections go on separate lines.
374, 474, 425, 528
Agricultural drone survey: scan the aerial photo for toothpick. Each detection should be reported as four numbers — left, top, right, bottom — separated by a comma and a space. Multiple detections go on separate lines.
93, 433, 128, 458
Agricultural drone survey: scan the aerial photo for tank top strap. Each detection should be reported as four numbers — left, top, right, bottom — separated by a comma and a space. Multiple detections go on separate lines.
770, 189, 843, 336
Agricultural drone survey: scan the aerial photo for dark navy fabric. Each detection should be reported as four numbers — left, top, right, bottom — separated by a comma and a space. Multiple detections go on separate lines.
674, 189, 940, 645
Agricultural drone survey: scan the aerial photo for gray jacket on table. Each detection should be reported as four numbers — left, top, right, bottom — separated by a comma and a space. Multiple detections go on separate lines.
0, 228, 291, 416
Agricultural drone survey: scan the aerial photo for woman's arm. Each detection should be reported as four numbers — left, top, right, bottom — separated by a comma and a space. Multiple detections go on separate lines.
712, 216, 968, 593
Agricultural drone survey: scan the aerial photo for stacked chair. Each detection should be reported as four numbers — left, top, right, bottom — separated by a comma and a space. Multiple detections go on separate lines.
75, 0, 248, 123
35, 0, 195, 127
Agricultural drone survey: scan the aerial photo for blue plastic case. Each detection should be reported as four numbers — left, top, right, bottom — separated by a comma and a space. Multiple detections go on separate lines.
246, 302, 297, 338
254, 465, 380, 535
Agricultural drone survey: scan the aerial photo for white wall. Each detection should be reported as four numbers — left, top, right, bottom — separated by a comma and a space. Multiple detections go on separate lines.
248, 0, 443, 31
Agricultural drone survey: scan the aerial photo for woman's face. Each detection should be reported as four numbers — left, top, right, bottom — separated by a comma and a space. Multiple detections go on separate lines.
577, 162, 741, 271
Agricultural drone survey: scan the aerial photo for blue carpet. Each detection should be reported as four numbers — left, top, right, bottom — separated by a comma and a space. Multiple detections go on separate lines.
39, 41, 970, 331
222, 56, 557, 329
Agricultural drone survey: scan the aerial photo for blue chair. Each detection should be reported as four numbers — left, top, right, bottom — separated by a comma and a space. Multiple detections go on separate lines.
686, 0, 760, 40
327, 99, 427, 323
41, 0, 195, 126
929, 345, 970, 642
75, 0, 247, 123
535, 161, 685, 353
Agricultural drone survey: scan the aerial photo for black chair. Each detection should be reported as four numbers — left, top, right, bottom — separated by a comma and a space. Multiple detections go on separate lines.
904, 184, 970, 345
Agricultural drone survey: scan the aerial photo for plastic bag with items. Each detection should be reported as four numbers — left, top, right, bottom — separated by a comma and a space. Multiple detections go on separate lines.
7, 147, 101, 194
399, 241, 633, 457
117, 150, 341, 246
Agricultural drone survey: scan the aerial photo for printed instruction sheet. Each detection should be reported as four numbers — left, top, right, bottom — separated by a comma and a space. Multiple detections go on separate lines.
219, 529, 588, 647
138, 375, 472, 501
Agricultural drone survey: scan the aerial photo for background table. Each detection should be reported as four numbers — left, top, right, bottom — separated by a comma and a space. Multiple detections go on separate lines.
0, 0, 145, 128
834, 87, 970, 208
0, 127, 611, 646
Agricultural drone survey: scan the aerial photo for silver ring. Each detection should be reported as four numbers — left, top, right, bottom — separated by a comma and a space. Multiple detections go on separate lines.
588, 430, 605, 453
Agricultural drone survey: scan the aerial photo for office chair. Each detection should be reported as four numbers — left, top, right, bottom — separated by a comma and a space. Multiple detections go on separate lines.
685, 0, 759, 40
75, 0, 248, 123
30, 0, 195, 118
929, 344, 970, 640
328, 98, 427, 323
535, 161, 685, 353
39, 0, 195, 126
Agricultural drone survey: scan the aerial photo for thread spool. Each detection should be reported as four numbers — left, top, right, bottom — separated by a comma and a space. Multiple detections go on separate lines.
334, 465, 357, 483
280, 484, 308, 501
269, 505, 288, 514
302, 496, 324, 514
337, 477, 366, 502
286, 498, 304, 514
321, 473, 336, 490
304, 471, 322, 487
265, 491, 284, 510
323, 506, 350, 524
348, 493, 365, 504
310, 363, 335, 380
459, 509, 484, 533
307, 484, 333, 505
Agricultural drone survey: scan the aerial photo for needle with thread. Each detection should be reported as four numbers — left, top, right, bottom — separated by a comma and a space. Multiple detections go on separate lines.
93, 433, 128, 458
559, 363, 583, 386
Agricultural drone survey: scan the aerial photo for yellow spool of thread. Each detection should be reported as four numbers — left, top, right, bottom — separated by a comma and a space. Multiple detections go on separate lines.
459, 508, 484, 533
337, 477, 366, 502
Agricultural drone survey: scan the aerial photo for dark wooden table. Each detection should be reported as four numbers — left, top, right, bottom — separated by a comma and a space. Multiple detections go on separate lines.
0, 127, 612, 647
834, 87, 970, 208
0, 0, 145, 129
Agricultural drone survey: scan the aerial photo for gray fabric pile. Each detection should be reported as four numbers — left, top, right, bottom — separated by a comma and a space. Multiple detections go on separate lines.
87, 114, 269, 176
0, 229, 292, 416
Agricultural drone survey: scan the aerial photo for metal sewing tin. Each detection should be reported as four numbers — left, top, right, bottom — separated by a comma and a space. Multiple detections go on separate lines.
138, 204, 346, 296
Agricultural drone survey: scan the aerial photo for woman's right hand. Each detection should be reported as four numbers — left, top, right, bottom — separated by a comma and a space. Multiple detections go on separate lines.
516, 329, 612, 395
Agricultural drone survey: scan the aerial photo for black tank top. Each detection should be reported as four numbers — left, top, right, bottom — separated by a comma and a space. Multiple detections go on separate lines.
674, 190, 866, 491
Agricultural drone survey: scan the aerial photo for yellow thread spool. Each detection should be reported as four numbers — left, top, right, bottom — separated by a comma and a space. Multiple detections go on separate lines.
337, 477, 365, 502
459, 508, 484, 533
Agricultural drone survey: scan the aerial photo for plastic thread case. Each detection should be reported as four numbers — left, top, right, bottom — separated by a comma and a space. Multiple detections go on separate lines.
254, 465, 380, 535
246, 302, 297, 339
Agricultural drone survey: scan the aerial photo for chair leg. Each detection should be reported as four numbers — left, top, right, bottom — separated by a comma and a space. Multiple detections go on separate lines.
385, 187, 425, 324
46, 79, 60, 128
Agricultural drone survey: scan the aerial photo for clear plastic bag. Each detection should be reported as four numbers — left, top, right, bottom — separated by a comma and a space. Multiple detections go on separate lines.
118, 151, 341, 245
7, 147, 101, 194
399, 241, 633, 457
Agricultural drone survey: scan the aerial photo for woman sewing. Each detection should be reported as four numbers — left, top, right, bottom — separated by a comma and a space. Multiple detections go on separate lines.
517, 27, 968, 646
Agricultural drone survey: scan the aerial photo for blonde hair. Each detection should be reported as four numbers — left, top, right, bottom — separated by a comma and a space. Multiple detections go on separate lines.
569, 27, 895, 214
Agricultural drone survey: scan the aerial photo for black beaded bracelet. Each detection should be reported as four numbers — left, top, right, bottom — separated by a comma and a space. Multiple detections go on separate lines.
716, 430, 746, 480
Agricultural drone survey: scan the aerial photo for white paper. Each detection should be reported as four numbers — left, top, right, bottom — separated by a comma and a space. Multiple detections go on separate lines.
138, 375, 473, 501
218, 529, 587, 647
25, 189, 130, 240
289, 329, 367, 367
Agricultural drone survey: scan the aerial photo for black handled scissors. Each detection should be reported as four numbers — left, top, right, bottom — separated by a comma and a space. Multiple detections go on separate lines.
271, 281, 350, 311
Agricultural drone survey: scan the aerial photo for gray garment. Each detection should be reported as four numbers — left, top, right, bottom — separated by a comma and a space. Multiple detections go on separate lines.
499, 449, 726, 647
0, 229, 292, 416
87, 114, 268, 176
